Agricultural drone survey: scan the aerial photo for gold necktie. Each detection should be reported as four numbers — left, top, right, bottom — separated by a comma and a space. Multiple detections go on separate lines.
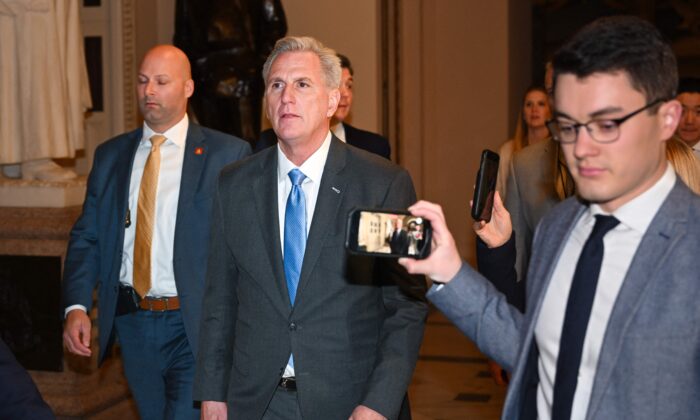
133, 134, 166, 298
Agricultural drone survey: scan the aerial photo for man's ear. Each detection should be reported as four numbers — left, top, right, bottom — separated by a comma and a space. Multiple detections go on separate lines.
327, 88, 340, 118
185, 79, 194, 99
658, 99, 682, 140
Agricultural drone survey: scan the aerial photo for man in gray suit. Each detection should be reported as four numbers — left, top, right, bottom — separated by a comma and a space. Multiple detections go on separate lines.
194, 36, 427, 420
401, 16, 699, 420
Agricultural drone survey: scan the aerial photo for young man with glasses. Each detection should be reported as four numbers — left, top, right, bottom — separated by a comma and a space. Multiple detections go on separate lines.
398, 16, 700, 420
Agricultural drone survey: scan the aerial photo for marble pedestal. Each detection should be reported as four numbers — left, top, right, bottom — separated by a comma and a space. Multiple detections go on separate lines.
0, 177, 87, 208
0, 206, 137, 419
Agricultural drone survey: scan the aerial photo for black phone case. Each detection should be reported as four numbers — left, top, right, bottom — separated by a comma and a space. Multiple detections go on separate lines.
471, 149, 500, 222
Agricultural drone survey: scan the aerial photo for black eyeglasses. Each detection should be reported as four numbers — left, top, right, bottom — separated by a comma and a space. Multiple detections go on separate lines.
547, 99, 664, 144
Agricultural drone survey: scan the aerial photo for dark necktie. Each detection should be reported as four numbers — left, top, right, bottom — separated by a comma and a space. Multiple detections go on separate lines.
551, 214, 620, 420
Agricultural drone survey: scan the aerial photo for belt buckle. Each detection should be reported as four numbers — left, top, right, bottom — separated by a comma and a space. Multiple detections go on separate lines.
279, 377, 296, 391
145, 297, 166, 312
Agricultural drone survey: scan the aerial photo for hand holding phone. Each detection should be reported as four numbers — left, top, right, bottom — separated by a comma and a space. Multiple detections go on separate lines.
345, 209, 432, 259
471, 149, 500, 222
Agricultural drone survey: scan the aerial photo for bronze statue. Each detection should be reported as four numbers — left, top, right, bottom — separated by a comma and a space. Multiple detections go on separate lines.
174, 0, 287, 142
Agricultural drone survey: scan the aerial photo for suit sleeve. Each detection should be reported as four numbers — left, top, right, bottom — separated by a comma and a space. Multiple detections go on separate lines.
193, 176, 239, 402
360, 169, 429, 417
0, 339, 55, 419
476, 233, 524, 312
427, 263, 522, 372
62, 146, 106, 311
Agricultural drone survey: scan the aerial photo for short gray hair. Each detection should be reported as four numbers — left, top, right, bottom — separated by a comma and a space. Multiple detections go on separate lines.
262, 36, 341, 89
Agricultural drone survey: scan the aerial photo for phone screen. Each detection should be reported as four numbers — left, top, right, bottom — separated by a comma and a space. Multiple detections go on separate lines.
345, 209, 431, 259
471, 149, 500, 222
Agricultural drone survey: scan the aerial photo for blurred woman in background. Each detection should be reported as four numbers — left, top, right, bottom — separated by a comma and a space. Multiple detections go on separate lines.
496, 86, 552, 199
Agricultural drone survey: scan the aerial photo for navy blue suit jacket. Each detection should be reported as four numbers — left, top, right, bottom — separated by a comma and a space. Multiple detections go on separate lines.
62, 123, 251, 363
0, 339, 54, 419
256, 123, 391, 159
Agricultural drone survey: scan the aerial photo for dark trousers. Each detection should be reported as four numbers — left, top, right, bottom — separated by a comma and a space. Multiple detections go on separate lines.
261, 386, 412, 420
262, 387, 303, 420
114, 309, 199, 420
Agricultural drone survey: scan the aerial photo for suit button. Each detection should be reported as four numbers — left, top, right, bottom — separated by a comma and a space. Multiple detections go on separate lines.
289, 322, 297, 331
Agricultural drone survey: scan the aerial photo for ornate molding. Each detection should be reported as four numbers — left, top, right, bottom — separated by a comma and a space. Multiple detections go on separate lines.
122, 0, 137, 130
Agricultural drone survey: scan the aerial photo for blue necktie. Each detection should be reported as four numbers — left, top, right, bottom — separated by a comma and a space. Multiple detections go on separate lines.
284, 169, 307, 306
552, 214, 620, 420
284, 169, 306, 371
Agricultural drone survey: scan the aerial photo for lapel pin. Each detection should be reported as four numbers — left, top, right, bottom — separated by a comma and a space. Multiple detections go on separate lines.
331, 187, 340, 194
194, 147, 204, 155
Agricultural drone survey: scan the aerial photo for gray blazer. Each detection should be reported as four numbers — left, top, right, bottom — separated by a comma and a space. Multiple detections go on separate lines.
430, 180, 700, 420
193, 137, 428, 419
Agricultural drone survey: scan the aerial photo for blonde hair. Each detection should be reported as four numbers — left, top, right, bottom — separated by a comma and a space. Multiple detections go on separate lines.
667, 136, 700, 194
512, 86, 551, 153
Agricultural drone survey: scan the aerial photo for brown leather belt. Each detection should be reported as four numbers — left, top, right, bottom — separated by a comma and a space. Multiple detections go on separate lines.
278, 377, 296, 391
139, 296, 180, 311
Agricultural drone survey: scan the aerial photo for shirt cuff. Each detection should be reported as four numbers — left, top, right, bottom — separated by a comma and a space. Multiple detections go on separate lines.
65, 304, 87, 318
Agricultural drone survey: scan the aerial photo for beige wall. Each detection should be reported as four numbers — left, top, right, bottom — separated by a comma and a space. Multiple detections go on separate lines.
284, 1, 383, 134
398, 0, 531, 263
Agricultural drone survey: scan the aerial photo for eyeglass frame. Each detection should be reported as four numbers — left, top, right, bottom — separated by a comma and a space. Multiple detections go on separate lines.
546, 98, 665, 144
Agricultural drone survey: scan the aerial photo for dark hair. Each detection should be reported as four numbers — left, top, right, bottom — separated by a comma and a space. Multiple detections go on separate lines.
552, 16, 677, 103
678, 77, 700, 95
337, 53, 354, 75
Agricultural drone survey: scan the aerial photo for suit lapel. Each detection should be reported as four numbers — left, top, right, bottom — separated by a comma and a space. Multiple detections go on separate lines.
293, 138, 348, 309
505, 199, 586, 418
252, 149, 290, 311
177, 124, 207, 209
586, 182, 689, 419
115, 129, 142, 226
108, 130, 141, 281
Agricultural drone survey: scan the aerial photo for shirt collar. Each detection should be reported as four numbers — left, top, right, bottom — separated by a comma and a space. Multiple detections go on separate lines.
587, 163, 676, 234
141, 114, 189, 148
331, 122, 346, 143
277, 131, 333, 184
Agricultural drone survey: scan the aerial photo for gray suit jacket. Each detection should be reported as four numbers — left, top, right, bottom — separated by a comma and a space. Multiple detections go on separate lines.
193, 137, 428, 419
505, 138, 562, 281
430, 180, 700, 420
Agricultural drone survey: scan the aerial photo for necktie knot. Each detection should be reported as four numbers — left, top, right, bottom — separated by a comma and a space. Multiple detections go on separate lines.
288, 168, 306, 186
590, 214, 620, 240
150, 134, 166, 149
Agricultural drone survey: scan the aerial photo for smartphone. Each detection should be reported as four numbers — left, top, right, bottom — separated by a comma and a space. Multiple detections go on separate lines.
471, 149, 500, 222
345, 208, 432, 259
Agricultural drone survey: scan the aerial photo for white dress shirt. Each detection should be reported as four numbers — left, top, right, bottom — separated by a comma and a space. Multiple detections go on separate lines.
65, 115, 189, 316
331, 122, 347, 143
277, 131, 332, 378
534, 164, 676, 420
119, 115, 188, 297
